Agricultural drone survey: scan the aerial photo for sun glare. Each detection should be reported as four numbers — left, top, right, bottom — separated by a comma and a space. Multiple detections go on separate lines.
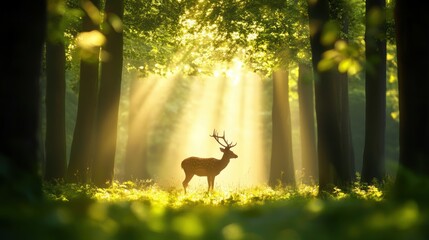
126, 60, 267, 191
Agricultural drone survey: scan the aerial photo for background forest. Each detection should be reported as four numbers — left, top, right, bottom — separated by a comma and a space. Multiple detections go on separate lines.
43, 0, 400, 188
1, 0, 429, 239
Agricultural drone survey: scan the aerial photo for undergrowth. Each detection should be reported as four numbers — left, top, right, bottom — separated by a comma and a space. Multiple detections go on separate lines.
42, 176, 385, 207
2, 177, 428, 240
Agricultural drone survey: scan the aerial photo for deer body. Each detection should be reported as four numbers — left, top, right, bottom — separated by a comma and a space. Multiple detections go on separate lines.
181, 130, 237, 193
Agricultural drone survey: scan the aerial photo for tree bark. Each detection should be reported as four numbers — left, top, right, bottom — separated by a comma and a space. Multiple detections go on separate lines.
44, 7, 67, 181
394, 0, 429, 199
0, 0, 46, 202
362, 0, 387, 183
308, 0, 353, 192
297, 63, 318, 184
92, 0, 124, 187
67, 0, 101, 183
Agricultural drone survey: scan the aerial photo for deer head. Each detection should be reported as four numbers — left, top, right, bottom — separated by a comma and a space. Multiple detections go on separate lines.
210, 129, 238, 159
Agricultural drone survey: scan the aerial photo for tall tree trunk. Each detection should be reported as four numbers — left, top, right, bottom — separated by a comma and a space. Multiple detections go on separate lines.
394, 0, 429, 199
0, 0, 46, 202
269, 69, 295, 186
67, 0, 101, 183
362, 0, 387, 183
92, 0, 124, 187
45, 5, 67, 182
331, 0, 356, 185
308, 0, 356, 192
336, 70, 355, 184
297, 63, 318, 184
307, 0, 343, 192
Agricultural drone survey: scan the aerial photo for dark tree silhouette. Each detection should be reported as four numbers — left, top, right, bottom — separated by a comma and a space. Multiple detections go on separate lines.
307, 0, 355, 192
45, 5, 67, 181
92, 0, 124, 187
67, 0, 101, 183
394, 0, 429, 199
362, 0, 387, 183
0, 0, 46, 202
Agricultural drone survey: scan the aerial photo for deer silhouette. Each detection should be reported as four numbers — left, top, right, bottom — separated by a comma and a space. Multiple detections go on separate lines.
181, 129, 238, 193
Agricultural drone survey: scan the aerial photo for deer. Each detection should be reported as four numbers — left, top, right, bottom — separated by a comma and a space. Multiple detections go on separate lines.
181, 129, 238, 193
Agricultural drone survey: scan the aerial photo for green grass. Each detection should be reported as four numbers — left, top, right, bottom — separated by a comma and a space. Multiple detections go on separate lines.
1, 179, 428, 240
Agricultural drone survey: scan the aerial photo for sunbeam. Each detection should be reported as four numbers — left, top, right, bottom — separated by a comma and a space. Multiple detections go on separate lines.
147, 60, 267, 191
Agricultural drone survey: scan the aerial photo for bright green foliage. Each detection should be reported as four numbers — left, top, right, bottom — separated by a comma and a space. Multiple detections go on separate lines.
43, 177, 389, 206
2, 179, 429, 239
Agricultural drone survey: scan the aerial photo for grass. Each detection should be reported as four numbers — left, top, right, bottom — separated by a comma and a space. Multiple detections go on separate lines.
1, 178, 428, 240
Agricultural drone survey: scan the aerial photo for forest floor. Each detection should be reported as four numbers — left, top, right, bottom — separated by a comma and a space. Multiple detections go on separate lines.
1, 179, 429, 240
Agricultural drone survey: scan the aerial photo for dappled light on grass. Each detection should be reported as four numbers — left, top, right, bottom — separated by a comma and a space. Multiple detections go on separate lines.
43, 180, 388, 206
10, 181, 424, 239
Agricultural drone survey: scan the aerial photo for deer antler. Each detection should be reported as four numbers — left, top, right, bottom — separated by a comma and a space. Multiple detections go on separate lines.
210, 129, 237, 149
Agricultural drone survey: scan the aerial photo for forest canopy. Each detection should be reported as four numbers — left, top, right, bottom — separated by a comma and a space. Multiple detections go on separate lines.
1, 0, 429, 239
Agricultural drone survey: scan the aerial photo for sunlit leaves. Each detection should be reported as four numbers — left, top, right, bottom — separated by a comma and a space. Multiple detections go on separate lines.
317, 40, 362, 76
321, 21, 340, 46
44, 179, 389, 206
47, 0, 82, 44
106, 14, 123, 33
76, 30, 105, 61
386, 44, 399, 121
123, 0, 192, 76
81, 0, 102, 25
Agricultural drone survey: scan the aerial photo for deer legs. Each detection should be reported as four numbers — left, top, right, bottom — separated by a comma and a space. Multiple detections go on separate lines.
207, 176, 215, 192
183, 173, 216, 194
182, 172, 194, 194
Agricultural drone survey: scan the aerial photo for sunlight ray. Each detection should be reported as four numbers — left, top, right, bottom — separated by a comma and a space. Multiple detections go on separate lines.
154, 61, 267, 191
156, 74, 224, 188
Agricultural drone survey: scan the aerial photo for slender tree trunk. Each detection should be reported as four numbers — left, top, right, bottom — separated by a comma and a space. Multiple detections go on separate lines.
330, 0, 356, 185
0, 0, 46, 202
394, 0, 429, 199
67, 0, 101, 183
44, 5, 67, 181
297, 63, 318, 183
269, 68, 295, 186
362, 0, 387, 183
336, 70, 355, 184
92, 0, 124, 187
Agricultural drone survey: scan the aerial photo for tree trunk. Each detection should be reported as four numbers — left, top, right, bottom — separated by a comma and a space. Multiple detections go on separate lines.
394, 0, 429, 199
269, 69, 295, 186
336, 70, 355, 184
92, 0, 124, 187
67, 0, 101, 183
308, 0, 357, 192
44, 8, 67, 182
362, 0, 387, 183
297, 63, 318, 184
308, 0, 342, 192
0, 0, 46, 202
